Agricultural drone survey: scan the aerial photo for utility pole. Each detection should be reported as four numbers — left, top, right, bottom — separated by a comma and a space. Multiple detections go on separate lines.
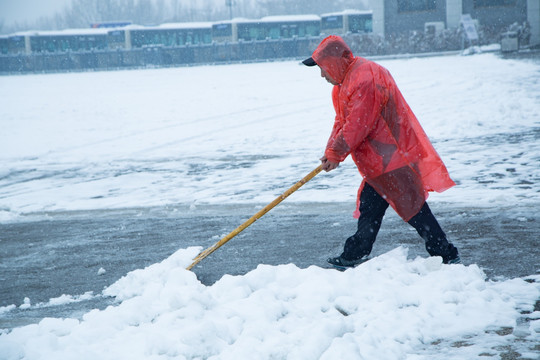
226, 0, 234, 20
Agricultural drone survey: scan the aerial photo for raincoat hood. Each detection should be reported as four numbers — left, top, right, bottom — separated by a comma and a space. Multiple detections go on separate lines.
311, 35, 355, 85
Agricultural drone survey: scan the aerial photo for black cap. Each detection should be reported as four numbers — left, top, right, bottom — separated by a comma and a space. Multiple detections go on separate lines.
302, 57, 317, 66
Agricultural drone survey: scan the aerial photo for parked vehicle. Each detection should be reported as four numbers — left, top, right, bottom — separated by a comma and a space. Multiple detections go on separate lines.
213, 15, 321, 43
2, 10, 372, 55
128, 22, 213, 49
321, 10, 373, 35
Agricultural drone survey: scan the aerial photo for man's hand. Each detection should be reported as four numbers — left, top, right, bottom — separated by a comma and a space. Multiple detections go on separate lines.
320, 155, 339, 172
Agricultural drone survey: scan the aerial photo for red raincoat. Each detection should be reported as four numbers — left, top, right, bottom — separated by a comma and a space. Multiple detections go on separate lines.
312, 36, 455, 221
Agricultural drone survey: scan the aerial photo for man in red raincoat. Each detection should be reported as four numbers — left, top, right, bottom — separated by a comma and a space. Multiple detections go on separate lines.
303, 35, 459, 268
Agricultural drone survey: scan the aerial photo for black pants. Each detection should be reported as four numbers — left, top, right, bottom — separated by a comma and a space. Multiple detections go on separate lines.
341, 183, 459, 264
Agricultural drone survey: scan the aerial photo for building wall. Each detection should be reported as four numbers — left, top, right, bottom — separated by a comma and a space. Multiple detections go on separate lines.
384, 0, 447, 35
462, 0, 527, 28
371, 1, 386, 36
528, 0, 540, 46
446, 0, 463, 27
381, 0, 528, 35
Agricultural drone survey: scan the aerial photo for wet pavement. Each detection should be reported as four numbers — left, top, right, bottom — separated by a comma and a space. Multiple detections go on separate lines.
1, 201, 539, 331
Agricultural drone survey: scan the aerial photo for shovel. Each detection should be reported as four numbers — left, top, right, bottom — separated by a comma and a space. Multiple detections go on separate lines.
186, 164, 323, 270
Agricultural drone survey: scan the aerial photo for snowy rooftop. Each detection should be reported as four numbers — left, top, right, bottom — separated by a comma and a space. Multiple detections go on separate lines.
321, 9, 373, 17
213, 15, 321, 25
10, 28, 111, 37
260, 14, 322, 22
134, 22, 214, 30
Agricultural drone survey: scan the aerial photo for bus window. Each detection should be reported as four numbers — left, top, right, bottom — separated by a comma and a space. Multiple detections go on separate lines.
306, 24, 319, 36
203, 32, 212, 43
60, 38, 69, 52
269, 25, 280, 39
213, 23, 232, 40
322, 15, 343, 31
0, 38, 8, 54
248, 26, 263, 40
349, 15, 373, 33
365, 19, 373, 32
47, 39, 56, 52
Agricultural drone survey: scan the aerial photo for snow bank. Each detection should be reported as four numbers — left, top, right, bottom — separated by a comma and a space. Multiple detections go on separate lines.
1, 247, 538, 359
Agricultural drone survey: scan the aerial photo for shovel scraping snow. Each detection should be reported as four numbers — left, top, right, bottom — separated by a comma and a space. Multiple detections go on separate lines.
186, 164, 323, 270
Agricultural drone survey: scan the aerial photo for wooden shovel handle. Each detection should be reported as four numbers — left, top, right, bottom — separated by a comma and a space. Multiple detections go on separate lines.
186, 164, 323, 270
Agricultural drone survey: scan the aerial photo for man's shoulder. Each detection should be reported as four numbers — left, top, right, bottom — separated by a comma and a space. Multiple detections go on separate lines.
351, 58, 393, 83
353, 57, 386, 72
341, 58, 393, 97
346, 58, 378, 83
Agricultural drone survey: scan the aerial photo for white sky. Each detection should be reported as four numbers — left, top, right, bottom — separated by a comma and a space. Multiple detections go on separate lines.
0, 0, 72, 25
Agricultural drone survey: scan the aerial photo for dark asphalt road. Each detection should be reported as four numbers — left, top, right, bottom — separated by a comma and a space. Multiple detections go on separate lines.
1, 202, 539, 330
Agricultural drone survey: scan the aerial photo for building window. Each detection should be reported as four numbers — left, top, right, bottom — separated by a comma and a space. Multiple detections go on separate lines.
398, 0, 436, 13
474, 0, 516, 7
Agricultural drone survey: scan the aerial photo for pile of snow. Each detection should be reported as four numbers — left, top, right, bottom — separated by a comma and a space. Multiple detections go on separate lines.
1, 247, 539, 359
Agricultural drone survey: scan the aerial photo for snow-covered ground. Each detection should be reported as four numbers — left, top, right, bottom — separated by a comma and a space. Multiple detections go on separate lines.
0, 53, 539, 219
0, 52, 539, 359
